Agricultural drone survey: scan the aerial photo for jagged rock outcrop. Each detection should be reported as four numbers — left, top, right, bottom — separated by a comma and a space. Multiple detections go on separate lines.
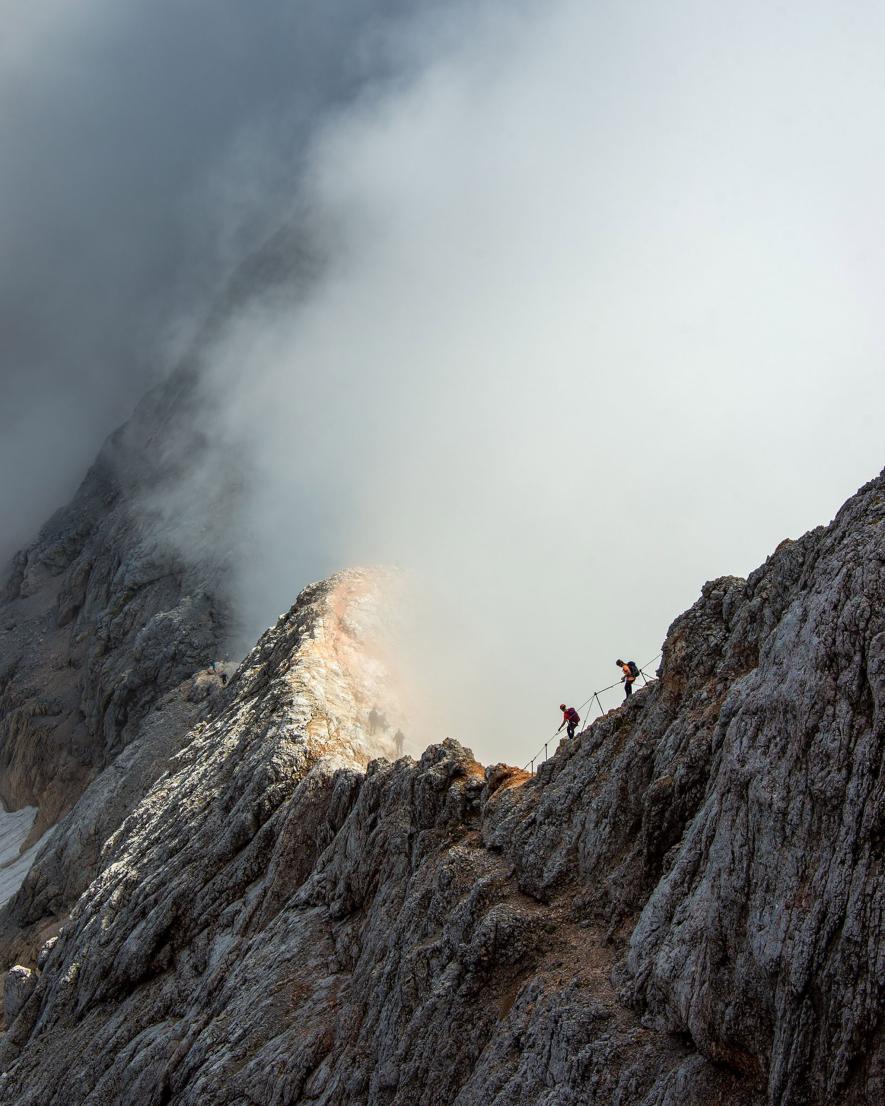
0, 475, 880, 1105
0, 365, 237, 952
0, 213, 320, 906
1, 968, 33, 1027
0, 218, 318, 921
0, 216, 332, 967
0, 366, 231, 827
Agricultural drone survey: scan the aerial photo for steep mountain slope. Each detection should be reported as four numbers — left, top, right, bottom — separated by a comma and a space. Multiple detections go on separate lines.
0, 473, 879, 1105
0, 364, 229, 821
0, 363, 234, 950
0, 207, 322, 816
0, 220, 315, 934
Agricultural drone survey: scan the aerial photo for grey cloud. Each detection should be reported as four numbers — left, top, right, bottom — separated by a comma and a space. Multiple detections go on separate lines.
0, 0, 439, 558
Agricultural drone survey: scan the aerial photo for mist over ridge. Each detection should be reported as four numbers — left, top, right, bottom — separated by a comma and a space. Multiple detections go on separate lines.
181, 0, 885, 763
3, 0, 885, 767
0, 0, 447, 558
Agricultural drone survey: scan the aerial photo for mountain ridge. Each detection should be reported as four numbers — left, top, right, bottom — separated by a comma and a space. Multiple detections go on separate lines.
0, 470, 879, 1105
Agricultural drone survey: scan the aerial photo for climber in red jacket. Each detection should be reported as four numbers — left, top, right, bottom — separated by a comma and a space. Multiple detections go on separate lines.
558, 704, 580, 739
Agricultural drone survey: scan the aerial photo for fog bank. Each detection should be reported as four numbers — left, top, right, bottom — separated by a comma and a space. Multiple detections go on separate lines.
3, 1, 883, 767
0, 0, 440, 558
190, 0, 885, 764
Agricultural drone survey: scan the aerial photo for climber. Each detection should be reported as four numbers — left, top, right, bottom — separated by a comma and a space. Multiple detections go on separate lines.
368, 707, 381, 734
616, 659, 639, 699
394, 729, 405, 756
558, 704, 580, 739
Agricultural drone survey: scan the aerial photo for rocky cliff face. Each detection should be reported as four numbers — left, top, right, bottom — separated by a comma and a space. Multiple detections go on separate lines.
0, 221, 317, 924
0, 364, 232, 821
0, 472, 880, 1105
0, 363, 235, 951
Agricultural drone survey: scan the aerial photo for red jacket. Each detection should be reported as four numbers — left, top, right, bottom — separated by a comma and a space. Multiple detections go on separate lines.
563, 707, 579, 723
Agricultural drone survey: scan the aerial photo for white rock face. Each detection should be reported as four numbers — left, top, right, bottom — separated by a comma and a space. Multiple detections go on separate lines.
0, 477, 880, 1106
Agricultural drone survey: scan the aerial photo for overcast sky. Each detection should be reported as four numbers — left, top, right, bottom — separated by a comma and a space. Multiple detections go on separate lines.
2, 1, 883, 765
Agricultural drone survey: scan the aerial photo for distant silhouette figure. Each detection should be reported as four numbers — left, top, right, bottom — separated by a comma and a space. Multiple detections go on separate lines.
368, 708, 381, 735
617, 659, 638, 699
394, 729, 405, 756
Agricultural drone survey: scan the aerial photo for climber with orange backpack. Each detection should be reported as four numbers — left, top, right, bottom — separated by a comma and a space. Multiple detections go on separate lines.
558, 704, 580, 739
617, 659, 639, 699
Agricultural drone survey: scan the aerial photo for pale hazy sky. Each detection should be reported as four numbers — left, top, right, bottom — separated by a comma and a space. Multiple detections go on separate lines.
3, 0, 883, 765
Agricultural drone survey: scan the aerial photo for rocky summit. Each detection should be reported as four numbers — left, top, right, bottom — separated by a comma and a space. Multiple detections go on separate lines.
0, 465, 881, 1104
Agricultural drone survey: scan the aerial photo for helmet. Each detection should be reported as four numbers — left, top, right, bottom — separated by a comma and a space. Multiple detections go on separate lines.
559, 703, 566, 711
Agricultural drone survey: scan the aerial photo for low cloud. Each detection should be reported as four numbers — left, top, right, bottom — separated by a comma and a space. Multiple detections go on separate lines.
0, 0, 437, 558
5, 1, 884, 766
189, 0, 885, 764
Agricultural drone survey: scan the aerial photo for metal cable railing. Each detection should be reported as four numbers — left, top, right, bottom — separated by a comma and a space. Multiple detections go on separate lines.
522, 653, 663, 774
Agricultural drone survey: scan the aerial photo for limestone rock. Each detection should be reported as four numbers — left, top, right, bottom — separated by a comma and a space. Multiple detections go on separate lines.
0, 473, 880, 1105
0, 226, 329, 943
2, 967, 34, 1027
0, 366, 235, 945
35, 938, 57, 971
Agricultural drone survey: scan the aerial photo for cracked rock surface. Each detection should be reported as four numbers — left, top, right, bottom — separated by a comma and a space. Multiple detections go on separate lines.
0, 474, 881, 1105
0, 366, 235, 953
0, 366, 231, 832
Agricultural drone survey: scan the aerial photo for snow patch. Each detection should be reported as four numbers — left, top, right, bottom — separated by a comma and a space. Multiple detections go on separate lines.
0, 805, 45, 907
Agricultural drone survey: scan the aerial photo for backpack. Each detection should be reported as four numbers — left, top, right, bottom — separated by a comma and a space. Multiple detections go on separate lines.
567, 707, 579, 722
627, 661, 639, 678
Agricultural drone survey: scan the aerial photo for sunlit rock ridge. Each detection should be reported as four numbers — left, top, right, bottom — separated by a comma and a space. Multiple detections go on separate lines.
0, 447, 881, 1103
